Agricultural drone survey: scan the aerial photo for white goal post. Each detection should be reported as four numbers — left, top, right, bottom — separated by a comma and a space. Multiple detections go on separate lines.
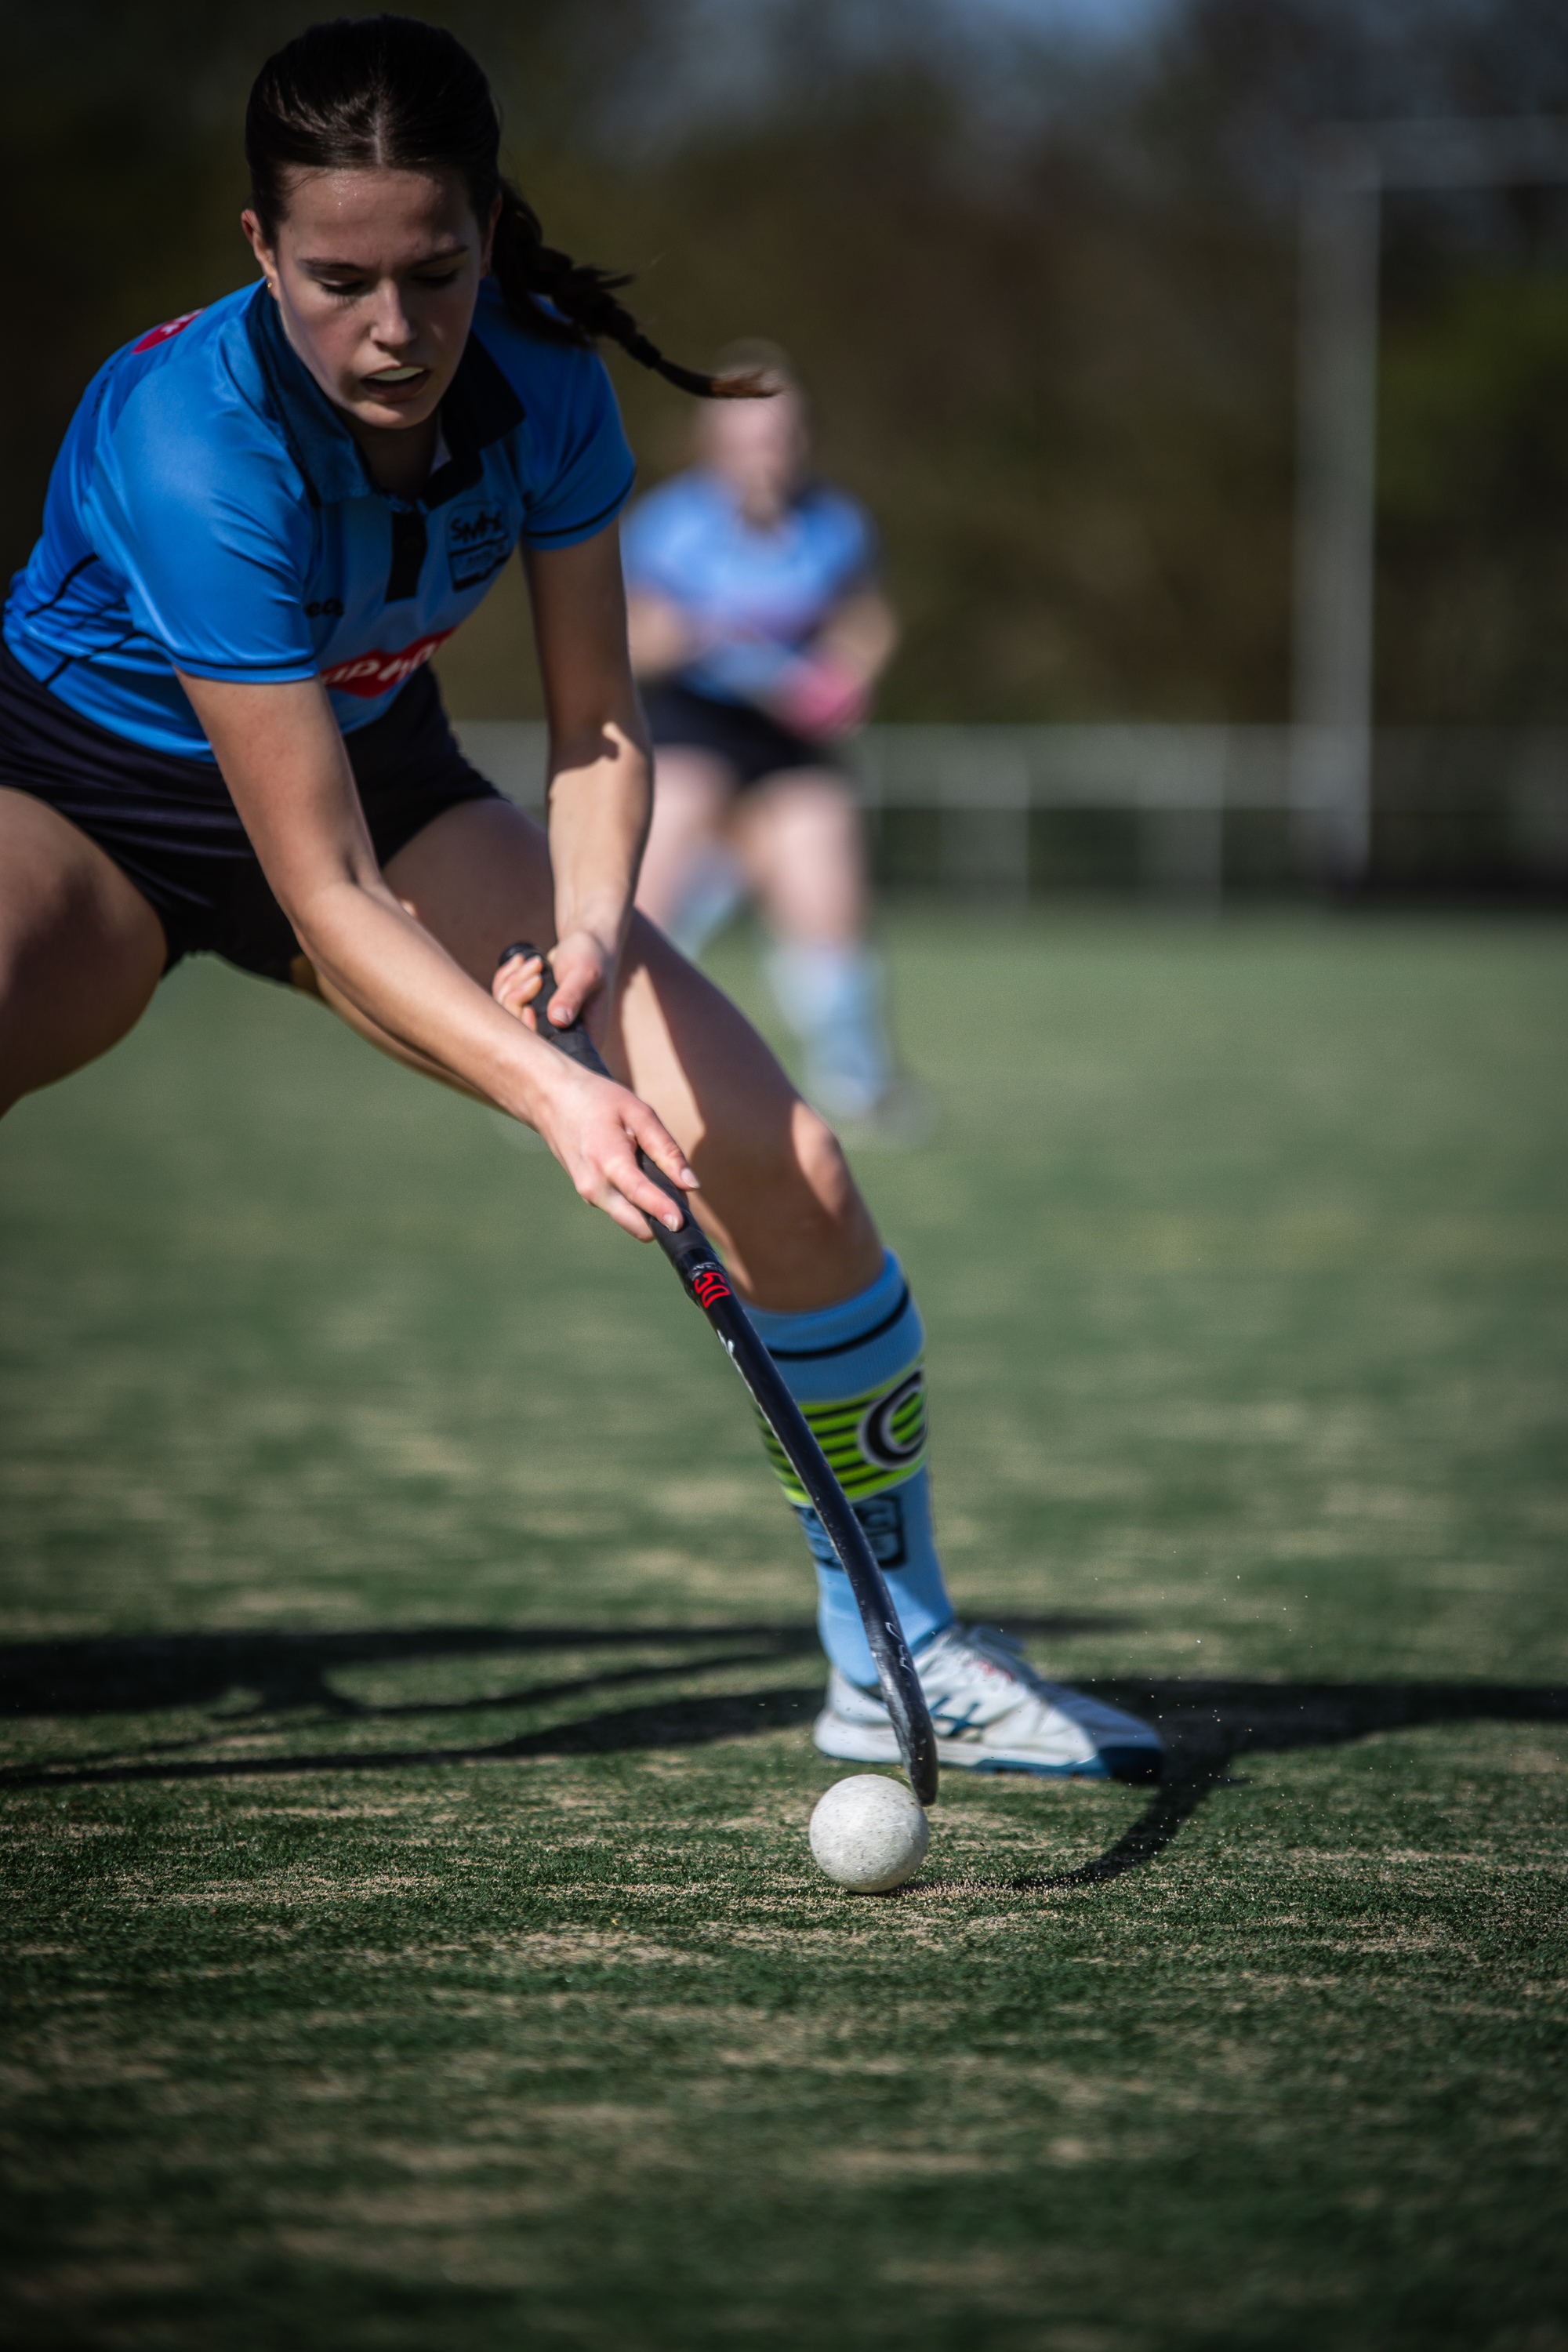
1291, 115, 1568, 884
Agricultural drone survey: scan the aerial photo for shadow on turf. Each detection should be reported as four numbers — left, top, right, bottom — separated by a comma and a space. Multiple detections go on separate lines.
994, 1675, 1568, 1893
1, 1626, 1563, 1887
0, 1613, 1113, 1724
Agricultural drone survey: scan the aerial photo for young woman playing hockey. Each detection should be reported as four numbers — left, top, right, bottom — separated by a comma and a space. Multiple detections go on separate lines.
0, 13, 1160, 1784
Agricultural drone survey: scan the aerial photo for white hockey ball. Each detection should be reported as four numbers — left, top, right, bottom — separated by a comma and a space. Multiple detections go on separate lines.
809, 1773, 929, 1893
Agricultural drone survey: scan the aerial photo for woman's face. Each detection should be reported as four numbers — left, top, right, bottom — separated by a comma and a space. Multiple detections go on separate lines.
698, 384, 810, 517
242, 167, 495, 440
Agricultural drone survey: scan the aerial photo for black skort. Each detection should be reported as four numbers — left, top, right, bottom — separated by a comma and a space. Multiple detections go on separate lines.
641, 679, 833, 789
0, 642, 503, 984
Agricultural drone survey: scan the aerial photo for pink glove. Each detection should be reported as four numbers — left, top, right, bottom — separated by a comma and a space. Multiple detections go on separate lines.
768, 655, 871, 743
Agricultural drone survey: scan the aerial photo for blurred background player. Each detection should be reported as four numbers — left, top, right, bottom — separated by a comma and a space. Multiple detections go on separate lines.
622, 352, 915, 1133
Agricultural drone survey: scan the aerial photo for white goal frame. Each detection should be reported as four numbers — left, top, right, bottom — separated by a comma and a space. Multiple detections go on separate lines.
1291, 115, 1568, 883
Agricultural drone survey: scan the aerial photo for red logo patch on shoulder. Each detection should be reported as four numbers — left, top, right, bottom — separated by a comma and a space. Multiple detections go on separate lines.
321, 630, 456, 699
132, 310, 204, 353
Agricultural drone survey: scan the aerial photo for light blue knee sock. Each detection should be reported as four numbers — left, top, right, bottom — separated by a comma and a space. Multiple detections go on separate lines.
764, 942, 891, 1120
746, 1251, 956, 1685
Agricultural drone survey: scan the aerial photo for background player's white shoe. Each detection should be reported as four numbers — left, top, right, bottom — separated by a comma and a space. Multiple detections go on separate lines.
814, 1623, 1163, 1783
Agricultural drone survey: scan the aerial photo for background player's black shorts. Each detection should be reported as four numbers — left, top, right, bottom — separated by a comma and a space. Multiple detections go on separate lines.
641, 680, 835, 789
0, 644, 503, 984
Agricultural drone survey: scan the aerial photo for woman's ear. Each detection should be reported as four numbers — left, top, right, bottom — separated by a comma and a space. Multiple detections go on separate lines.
240, 209, 279, 296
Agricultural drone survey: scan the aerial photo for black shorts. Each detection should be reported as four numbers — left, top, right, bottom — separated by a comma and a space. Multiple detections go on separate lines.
641, 679, 832, 789
0, 642, 503, 984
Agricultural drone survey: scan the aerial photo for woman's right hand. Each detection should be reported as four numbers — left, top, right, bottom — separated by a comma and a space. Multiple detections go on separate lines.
492, 949, 698, 1243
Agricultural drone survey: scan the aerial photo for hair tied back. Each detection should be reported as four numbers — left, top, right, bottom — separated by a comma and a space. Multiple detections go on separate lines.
245, 13, 771, 399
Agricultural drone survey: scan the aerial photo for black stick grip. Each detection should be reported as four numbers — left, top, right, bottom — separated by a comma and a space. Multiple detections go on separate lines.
497, 943, 938, 1806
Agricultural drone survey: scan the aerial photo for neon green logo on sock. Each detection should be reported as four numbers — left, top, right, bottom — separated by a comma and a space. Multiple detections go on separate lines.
759, 1365, 927, 1505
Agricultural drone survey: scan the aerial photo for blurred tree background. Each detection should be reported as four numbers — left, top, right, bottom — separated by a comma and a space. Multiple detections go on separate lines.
3, 0, 1567, 724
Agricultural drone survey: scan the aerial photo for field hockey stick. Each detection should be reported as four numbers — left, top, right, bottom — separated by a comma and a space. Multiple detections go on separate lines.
497, 943, 939, 1807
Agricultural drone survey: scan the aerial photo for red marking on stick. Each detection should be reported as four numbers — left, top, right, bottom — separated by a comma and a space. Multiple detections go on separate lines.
691, 1266, 731, 1308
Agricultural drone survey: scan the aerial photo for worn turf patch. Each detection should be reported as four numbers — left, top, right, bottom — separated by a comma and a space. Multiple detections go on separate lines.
2, 911, 1565, 2350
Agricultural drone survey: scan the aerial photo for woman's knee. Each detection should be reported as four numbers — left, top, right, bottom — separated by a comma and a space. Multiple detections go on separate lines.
650, 749, 734, 814
739, 1095, 880, 1263
743, 772, 865, 938
752, 770, 858, 849
789, 1098, 862, 1222
724, 1098, 882, 1305
0, 793, 165, 1109
0, 927, 163, 1109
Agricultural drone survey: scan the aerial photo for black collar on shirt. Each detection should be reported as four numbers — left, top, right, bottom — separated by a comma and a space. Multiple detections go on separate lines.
243, 280, 527, 516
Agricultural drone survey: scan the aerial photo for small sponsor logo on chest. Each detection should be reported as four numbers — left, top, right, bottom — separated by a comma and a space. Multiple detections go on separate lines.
446, 499, 511, 590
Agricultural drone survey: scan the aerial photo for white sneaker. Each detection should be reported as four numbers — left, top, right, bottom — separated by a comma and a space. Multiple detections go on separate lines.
813, 1623, 1163, 1783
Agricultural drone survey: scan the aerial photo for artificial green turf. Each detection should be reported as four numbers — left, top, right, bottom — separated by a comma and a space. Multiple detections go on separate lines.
2, 909, 1565, 2351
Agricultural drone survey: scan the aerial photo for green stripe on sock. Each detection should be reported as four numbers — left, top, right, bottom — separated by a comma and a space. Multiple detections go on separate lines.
755, 1364, 928, 1508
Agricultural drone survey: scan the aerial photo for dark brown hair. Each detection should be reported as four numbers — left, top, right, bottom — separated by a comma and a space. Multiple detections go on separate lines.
245, 14, 763, 399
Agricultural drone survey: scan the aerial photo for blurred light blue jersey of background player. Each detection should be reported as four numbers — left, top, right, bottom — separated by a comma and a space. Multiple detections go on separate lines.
622, 361, 912, 1132
621, 467, 874, 714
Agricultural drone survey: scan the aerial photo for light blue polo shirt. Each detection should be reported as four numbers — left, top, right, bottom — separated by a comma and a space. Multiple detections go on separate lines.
620, 467, 876, 706
4, 279, 635, 760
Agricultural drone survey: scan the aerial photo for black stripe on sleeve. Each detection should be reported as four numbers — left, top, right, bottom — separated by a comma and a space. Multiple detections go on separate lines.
521, 468, 637, 546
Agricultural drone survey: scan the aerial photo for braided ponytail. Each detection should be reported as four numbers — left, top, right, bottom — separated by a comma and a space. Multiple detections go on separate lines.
246, 16, 768, 401
488, 184, 765, 400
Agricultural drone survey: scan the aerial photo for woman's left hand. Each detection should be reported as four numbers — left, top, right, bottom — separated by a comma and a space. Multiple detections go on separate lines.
766, 654, 871, 742
493, 930, 614, 1040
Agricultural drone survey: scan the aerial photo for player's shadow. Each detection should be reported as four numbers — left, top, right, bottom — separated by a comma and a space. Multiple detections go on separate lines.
0, 1612, 1110, 1775
990, 1673, 1568, 1894
0, 1621, 826, 1726
1, 1631, 1561, 1889
0, 1610, 1116, 1729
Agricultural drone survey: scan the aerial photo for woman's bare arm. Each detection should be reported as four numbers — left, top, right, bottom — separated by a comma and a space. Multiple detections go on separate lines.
814, 586, 899, 686
521, 531, 653, 1033
175, 623, 691, 1242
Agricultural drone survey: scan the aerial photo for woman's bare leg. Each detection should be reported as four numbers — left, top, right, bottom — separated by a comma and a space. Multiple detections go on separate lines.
734, 767, 867, 944
351, 795, 883, 1308
732, 767, 894, 1121
633, 746, 741, 946
0, 788, 167, 1116
608, 921, 882, 1307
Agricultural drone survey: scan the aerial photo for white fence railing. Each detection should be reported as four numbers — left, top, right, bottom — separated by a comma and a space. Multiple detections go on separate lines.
453, 720, 1568, 899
